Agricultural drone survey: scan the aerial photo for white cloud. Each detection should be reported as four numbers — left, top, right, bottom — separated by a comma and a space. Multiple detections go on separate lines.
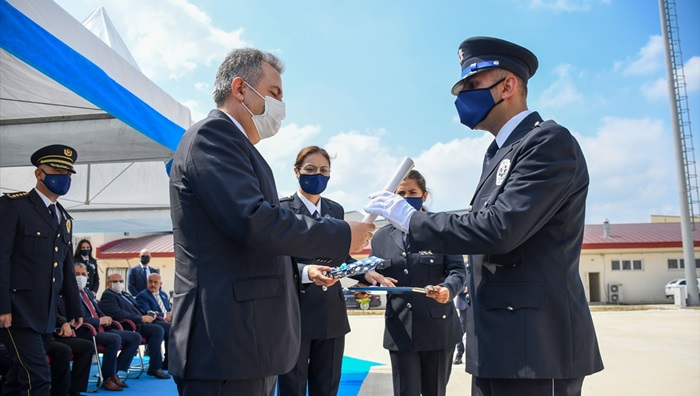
67, 0, 247, 81
537, 64, 583, 108
576, 116, 678, 223
683, 56, 700, 92
623, 35, 664, 76
640, 78, 668, 101
639, 55, 700, 101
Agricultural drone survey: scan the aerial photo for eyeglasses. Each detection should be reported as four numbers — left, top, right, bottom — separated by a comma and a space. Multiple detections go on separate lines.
109, 280, 124, 283
299, 164, 331, 176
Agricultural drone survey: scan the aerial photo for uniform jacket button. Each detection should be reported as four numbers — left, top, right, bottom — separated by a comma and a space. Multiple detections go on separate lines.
401, 252, 407, 257
54, 247, 58, 252
403, 269, 409, 274
321, 286, 328, 292
442, 314, 446, 319
53, 262, 58, 267
507, 306, 514, 311
406, 303, 412, 309
429, 259, 434, 263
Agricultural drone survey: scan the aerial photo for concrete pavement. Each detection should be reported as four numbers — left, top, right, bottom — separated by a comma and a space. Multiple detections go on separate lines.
344, 307, 700, 395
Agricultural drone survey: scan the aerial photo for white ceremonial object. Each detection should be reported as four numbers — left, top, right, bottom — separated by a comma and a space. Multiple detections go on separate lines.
362, 156, 414, 223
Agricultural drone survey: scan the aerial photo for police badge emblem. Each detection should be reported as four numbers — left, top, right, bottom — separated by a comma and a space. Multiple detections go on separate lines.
496, 159, 511, 186
66, 219, 71, 233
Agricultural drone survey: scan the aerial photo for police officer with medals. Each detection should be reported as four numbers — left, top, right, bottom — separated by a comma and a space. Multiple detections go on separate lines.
0, 144, 83, 395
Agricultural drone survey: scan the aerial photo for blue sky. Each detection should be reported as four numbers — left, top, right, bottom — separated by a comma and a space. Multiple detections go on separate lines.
54, 0, 700, 225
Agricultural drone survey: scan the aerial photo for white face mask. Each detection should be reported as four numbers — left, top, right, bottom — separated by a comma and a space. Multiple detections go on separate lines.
110, 281, 125, 294
242, 81, 286, 140
75, 275, 88, 290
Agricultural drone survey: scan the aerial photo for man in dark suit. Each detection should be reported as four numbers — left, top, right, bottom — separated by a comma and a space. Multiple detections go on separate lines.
69, 263, 140, 391
168, 48, 374, 395
366, 37, 603, 396
99, 273, 170, 379
136, 273, 172, 323
0, 144, 83, 395
127, 249, 159, 296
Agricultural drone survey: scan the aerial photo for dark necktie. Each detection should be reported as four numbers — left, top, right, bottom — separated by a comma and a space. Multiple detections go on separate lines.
48, 203, 59, 228
312, 210, 320, 219
483, 140, 499, 171
142, 266, 148, 282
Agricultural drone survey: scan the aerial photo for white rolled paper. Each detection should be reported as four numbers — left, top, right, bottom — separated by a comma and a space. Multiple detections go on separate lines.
362, 156, 415, 223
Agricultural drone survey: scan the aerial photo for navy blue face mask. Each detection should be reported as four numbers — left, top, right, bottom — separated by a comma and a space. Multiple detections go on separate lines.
81, 249, 91, 257
41, 169, 72, 196
299, 173, 330, 195
404, 197, 424, 211
454, 78, 505, 129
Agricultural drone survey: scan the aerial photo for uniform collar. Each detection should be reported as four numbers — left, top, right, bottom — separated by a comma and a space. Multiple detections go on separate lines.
34, 187, 56, 207
295, 191, 321, 216
495, 109, 533, 148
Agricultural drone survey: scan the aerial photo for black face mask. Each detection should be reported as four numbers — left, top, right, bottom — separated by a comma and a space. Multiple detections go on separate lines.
141, 255, 151, 265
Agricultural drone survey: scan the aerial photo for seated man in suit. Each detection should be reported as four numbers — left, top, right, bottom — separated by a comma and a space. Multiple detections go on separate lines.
69, 263, 141, 391
136, 273, 172, 324
135, 273, 172, 368
100, 273, 171, 379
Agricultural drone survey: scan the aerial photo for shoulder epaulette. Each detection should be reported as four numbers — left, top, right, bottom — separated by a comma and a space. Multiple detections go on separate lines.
279, 195, 294, 202
4, 191, 29, 199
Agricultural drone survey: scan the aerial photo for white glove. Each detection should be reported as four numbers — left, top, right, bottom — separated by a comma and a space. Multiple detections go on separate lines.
364, 190, 416, 233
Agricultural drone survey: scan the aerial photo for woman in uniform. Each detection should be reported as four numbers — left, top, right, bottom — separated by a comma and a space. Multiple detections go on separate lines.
277, 146, 354, 396
362, 170, 466, 396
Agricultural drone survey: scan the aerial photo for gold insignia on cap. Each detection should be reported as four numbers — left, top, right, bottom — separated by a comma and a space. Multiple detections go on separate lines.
66, 219, 71, 233
64, 148, 73, 157
458, 48, 464, 63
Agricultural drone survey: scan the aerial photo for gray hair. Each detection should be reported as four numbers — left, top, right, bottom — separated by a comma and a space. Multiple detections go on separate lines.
212, 48, 285, 107
74, 262, 87, 270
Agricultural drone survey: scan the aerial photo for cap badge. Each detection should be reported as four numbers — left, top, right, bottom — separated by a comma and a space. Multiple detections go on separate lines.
458, 48, 464, 63
64, 148, 73, 157
496, 159, 511, 186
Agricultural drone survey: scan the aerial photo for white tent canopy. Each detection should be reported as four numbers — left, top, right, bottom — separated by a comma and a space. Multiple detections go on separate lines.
0, 0, 191, 233
0, 0, 191, 166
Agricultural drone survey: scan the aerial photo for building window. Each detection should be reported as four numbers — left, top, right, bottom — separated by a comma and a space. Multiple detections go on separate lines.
611, 259, 643, 271
667, 258, 700, 270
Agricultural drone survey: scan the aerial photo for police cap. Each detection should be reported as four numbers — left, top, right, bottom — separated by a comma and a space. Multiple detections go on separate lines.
30, 144, 78, 173
451, 36, 538, 95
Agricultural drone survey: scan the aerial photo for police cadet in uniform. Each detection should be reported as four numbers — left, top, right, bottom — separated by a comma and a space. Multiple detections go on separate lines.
366, 37, 603, 396
0, 144, 84, 395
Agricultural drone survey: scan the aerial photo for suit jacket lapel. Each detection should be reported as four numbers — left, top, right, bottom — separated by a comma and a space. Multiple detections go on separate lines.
389, 226, 406, 251
471, 112, 544, 200
290, 194, 313, 217
29, 190, 57, 231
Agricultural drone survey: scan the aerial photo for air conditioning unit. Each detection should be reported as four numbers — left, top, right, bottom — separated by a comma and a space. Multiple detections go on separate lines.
608, 283, 623, 304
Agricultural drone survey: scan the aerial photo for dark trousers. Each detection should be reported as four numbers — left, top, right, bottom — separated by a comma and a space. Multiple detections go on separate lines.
455, 308, 467, 357
75, 327, 140, 377
137, 323, 165, 371
277, 336, 345, 396
174, 375, 276, 396
472, 376, 585, 396
0, 328, 52, 396
389, 347, 454, 396
51, 336, 95, 394
46, 341, 71, 396
146, 320, 170, 369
